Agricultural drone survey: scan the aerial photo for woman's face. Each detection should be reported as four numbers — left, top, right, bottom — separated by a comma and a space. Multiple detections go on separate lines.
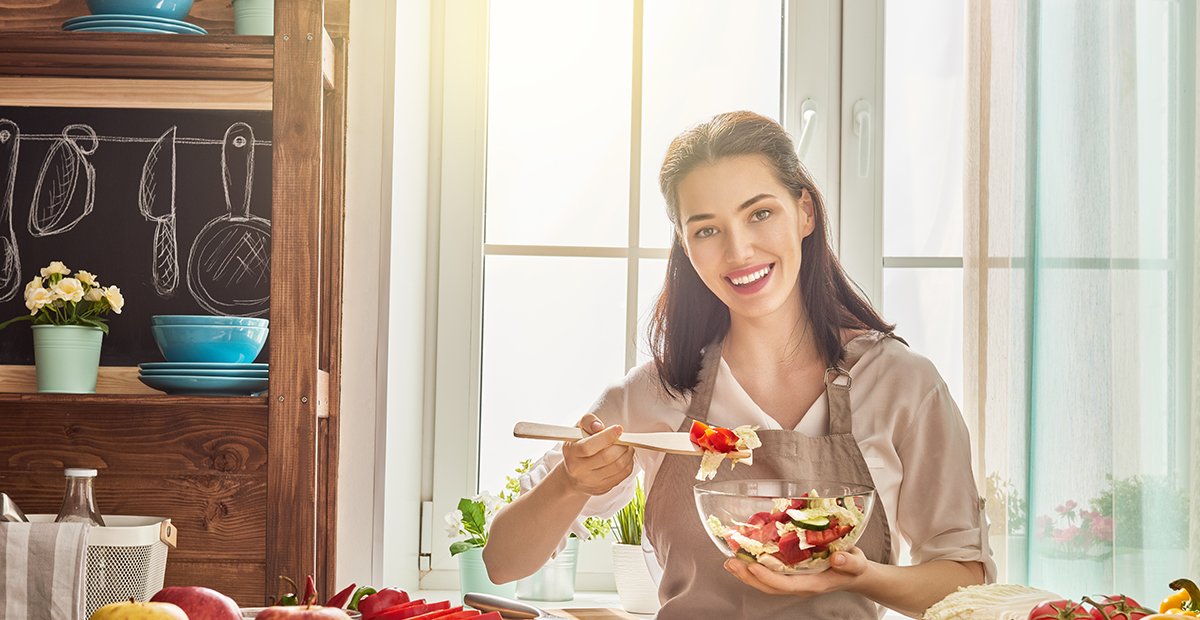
676, 154, 815, 321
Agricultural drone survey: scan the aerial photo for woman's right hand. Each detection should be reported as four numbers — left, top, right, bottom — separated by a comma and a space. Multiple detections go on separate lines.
560, 413, 635, 496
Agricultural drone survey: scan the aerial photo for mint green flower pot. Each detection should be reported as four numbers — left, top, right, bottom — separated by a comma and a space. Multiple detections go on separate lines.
32, 325, 103, 393
232, 0, 273, 35
457, 546, 517, 600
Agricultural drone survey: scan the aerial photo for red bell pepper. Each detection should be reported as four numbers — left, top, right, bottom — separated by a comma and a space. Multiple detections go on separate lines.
404, 606, 460, 620
358, 588, 412, 618
689, 420, 740, 453
325, 582, 357, 608
377, 601, 451, 620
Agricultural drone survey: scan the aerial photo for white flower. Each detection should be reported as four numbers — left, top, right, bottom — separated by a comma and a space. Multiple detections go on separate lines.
84, 287, 103, 302
53, 278, 84, 303
40, 261, 70, 277
103, 286, 124, 314
23, 276, 43, 301
75, 271, 97, 287
474, 491, 504, 515
444, 509, 465, 539
25, 288, 54, 315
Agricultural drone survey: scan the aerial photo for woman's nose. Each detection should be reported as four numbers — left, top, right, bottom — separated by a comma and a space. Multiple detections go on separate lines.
723, 228, 754, 263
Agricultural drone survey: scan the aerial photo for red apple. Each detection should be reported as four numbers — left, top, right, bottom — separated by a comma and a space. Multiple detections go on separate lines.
255, 605, 352, 619
151, 586, 241, 620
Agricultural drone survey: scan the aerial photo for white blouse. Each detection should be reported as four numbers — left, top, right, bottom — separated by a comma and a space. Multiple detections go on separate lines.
519, 336, 996, 579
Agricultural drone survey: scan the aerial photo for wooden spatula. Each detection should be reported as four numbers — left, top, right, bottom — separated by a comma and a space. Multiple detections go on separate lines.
513, 421, 750, 459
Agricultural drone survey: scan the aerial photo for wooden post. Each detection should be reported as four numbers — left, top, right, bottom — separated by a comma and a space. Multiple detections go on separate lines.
268, 0, 324, 599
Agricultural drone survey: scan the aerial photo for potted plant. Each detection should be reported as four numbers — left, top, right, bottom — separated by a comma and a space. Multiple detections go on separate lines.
609, 476, 660, 615
0, 261, 124, 393
445, 490, 517, 599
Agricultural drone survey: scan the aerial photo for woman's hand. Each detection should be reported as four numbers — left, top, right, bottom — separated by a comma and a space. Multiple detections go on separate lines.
723, 547, 870, 598
559, 413, 635, 496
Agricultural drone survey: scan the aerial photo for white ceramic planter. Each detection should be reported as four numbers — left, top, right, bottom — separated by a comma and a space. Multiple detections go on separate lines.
611, 543, 660, 615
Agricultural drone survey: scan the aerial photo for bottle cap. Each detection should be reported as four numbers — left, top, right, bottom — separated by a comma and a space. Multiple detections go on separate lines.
63, 468, 98, 478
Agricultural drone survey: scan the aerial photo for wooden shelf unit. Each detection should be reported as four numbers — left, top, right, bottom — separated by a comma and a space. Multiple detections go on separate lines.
0, 33, 273, 81
0, 0, 350, 605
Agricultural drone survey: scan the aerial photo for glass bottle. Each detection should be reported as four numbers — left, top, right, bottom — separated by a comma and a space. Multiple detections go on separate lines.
55, 468, 105, 527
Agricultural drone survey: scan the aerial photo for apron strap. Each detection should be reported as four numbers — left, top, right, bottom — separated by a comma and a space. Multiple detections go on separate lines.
684, 339, 724, 423
827, 332, 896, 435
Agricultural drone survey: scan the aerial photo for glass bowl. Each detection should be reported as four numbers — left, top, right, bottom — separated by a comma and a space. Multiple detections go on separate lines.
694, 479, 875, 574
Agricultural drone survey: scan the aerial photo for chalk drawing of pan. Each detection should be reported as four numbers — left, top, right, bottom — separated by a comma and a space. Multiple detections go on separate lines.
187, 122, 271, 317
0, 120, 20, 303
29, 123, 98, 237
140, 126, 179, 297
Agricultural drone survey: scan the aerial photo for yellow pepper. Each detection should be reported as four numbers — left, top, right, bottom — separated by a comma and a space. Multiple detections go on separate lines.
1161, 578, 1200, 615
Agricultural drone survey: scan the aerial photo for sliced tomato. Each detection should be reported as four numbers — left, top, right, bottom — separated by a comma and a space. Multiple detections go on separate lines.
805, 527, 843, 547
723, 533, 742, 553
788, 493, 812, 510
689, 420, 709, 444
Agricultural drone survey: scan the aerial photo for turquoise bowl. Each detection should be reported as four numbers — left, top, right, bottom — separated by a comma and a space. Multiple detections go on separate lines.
151, 324, 268, 363
85, 0, 194, 20
152, 314, 269, 328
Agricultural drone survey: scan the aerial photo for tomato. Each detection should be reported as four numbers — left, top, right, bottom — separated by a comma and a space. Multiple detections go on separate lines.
774, 530, 812, 566
688, 420, 739, 453
1083, 594, 1155, 619
805, 526, 844, 547
1028, 599, 1091, 619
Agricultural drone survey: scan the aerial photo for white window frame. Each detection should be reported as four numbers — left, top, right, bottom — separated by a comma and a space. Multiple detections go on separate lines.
421, 0, 886, 590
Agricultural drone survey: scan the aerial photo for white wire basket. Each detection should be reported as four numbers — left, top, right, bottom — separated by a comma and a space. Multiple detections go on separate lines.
30, 515, 176, 617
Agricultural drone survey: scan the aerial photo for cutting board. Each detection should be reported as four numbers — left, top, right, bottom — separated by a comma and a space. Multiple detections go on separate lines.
545, 609, 646, 619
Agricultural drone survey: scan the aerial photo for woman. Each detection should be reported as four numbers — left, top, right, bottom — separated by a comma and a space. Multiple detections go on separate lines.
484, 111, 994, 618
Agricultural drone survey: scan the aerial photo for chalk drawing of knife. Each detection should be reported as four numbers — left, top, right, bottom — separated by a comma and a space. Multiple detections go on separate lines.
139, 126, 179, 297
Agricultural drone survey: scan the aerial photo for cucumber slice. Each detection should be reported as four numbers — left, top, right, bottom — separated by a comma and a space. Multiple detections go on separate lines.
735, 550, 757, 563
794, 516, 830, 531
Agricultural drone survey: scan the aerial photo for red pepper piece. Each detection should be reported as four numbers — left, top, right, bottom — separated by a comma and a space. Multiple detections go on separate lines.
383, 602, 452, 620
359, 588, 412, 618
325, 582, 357, 608
303, 575, 318, 606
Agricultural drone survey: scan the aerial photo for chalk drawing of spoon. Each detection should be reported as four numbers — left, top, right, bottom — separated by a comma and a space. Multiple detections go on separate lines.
186, 122, 271, 317
29, 123, 97, 237
0, 120, 20, 302
139, 126, 179, 297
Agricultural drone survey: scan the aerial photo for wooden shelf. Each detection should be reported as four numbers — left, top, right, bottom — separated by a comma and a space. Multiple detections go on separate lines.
0, 32, 273, 81
0, 391, 268, 409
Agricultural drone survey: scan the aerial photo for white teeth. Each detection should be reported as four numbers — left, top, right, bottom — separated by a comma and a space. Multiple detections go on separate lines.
730, 266, 770, 286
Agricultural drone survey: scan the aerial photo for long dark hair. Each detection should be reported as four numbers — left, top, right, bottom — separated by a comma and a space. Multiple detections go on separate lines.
650, 111, 895, 398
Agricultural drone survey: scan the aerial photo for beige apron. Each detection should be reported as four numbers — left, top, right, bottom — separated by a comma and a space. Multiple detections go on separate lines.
644, 334, 894, 619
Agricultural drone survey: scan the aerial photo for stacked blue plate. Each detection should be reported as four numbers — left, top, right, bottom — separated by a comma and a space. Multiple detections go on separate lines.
140, 315, 268, 396
62, 14, 207, 34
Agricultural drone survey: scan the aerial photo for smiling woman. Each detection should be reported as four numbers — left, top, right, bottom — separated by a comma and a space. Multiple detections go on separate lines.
485, 111, 994, 619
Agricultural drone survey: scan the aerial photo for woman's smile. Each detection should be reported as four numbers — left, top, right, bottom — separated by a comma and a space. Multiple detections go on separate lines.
725, 262, 775, 294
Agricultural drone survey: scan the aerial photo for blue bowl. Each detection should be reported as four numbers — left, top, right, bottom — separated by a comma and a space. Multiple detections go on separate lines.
85, 0, 194, 20
151, 324, 268, 363
152, 314, 269, 328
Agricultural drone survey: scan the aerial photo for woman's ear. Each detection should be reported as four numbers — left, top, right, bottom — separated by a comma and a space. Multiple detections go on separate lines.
798, 189, 817, 238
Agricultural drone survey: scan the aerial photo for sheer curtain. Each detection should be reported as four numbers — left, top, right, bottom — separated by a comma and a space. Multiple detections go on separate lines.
966, 0, 1197, 601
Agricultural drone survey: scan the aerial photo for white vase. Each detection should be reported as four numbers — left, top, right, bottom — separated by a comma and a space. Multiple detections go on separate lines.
611, 543, 660, 615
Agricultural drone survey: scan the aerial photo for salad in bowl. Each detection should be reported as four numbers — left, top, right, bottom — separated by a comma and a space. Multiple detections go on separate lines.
694, 479, 875, 574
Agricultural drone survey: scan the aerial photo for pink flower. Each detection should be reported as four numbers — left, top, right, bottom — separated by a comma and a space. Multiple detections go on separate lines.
1055, 500, 1078, 514
1089, 516, 1114, 542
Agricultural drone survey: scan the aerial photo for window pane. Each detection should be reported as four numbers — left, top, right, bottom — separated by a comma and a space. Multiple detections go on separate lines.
882, 0, 966, 257
882, 267, 964, 408
478, 256, 628, 495
485, 1, 633, 247
638, 0, 783, 250
635, 258, 668, 365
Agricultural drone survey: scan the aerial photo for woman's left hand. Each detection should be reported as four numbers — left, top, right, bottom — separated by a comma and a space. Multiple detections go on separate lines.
723, 547, 870, 598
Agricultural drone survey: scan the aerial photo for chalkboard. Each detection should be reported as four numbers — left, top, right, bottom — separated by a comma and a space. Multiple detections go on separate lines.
0, 106, 272, 366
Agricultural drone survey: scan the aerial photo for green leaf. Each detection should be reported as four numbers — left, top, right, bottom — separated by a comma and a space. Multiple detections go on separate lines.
0, 314, 33, 331
459, 498, 487, 538
449, 540, 479, 556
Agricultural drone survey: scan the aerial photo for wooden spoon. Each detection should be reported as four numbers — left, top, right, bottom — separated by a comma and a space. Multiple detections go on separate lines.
514, 421, 750, 459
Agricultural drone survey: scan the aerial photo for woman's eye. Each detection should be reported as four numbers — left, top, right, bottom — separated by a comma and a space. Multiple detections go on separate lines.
752, 208, 772, 222
694, 226, 716, 239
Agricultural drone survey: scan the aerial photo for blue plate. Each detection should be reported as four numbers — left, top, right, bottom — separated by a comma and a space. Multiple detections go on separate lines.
139, 374, 268, 396
139, 362, 268, 371
64, 13, 206, 33
67, 25, 190, 34
140, 368, 268, 378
